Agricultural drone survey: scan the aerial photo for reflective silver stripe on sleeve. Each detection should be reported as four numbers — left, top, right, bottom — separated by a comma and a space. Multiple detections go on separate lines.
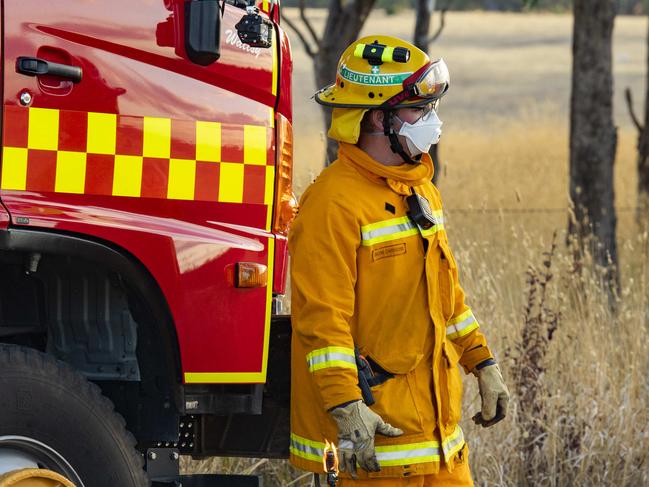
307, 352, 356, 369
447, 315, 477, 336
446, 310, 479, 340
306, 346, 357, 372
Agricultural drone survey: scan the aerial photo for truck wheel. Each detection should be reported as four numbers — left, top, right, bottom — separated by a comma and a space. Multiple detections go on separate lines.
0, 345, 149, 487
0, 468, 76, 487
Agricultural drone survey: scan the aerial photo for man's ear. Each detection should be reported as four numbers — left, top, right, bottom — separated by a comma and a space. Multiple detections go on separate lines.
370, 110, 385, 132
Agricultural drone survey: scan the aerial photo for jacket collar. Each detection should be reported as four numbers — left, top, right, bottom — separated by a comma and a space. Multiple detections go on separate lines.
337, 142, 434, 195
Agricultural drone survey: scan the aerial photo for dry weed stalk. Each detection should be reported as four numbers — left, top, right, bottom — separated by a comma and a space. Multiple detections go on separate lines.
513, 232, 561, 485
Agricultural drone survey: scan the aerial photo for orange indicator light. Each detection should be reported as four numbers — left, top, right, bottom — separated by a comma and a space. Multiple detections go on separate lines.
225, 262, 268, 288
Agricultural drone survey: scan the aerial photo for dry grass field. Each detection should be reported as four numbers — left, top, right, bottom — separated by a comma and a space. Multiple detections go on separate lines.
183, 10, 649, 486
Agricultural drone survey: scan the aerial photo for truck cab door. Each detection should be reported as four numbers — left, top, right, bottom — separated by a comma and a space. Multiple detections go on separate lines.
1, 0, 281, 384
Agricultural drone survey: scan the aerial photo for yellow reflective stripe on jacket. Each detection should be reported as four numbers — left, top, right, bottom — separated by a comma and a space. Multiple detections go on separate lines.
431, 209, 444, 222
289, 433, 462, 467
441, 425, 465, 462
290, 433, 325, 462
360, 216, 418, 246
375, 441, 441, 466
420, 223, 445, 237
446, 309, 480, 340
361, 212, 445, 246
420, 209, 445, 237
306, 346, 356, 372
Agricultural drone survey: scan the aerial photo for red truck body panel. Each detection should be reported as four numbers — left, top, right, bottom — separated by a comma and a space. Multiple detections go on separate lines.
0, 0, 291, 383
276, 26, 293, 124
0, 202, 8, 230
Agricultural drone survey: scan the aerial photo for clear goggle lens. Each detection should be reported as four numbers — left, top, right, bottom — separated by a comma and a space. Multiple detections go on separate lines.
411, 58, 450, 99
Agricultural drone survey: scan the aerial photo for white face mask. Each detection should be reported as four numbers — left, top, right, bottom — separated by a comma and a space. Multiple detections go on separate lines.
395, 111, 443, 156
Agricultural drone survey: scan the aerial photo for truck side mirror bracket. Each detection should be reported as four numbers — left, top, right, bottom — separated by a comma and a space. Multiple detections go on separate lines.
184, 0, 221, 66
235, 4, 273, 49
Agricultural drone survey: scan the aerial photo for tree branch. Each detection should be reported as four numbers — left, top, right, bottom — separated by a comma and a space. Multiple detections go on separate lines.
625, 87, 644, 133
299, 0, 321, 50
427, 4, 449, 45
281, 12, 317, 58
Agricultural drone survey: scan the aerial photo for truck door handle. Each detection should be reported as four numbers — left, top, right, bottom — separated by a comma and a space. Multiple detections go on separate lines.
16, 56, 82, 83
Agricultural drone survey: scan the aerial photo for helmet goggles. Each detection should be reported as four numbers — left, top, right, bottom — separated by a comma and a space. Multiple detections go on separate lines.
380, 58, 450, 109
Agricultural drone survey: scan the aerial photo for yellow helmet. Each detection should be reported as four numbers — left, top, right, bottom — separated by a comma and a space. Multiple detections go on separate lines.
315, 34, 450, 110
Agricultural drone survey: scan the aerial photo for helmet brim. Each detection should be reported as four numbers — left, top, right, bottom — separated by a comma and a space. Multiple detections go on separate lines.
314, 84, 440, 109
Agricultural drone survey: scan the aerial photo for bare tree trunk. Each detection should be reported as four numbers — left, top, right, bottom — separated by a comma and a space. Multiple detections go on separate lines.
414, 0, 441, 184
638, 16, 649, 218
569, 0, 618, 303
414, 0, 436, 48
283, 0, 377, 166
624, 15, 649, 225
316, 0, 377, 165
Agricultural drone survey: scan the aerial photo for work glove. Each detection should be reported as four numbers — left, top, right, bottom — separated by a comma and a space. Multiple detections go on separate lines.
472, 363, 510, 427
329, 400, 403, 478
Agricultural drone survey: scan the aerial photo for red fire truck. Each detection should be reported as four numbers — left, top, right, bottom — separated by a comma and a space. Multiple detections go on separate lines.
0, 1, 295, 485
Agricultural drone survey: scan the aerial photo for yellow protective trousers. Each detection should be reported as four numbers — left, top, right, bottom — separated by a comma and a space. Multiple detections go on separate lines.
339, 460, 472, 486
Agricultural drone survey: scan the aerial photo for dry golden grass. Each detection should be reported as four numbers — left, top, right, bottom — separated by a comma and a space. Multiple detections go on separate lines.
183, 10, 649, 486
453, 229, 649, 486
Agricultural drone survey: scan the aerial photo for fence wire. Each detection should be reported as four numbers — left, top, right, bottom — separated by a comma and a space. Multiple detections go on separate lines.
445, 206, 638, 214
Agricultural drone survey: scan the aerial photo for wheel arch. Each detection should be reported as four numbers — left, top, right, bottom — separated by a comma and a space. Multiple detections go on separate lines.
0, 227, 183, 418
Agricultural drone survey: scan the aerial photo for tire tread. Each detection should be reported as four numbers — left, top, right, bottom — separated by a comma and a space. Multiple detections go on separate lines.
0, 344, 149, 486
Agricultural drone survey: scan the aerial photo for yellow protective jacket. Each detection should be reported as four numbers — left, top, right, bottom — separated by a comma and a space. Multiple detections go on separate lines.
289, 143, 494, 479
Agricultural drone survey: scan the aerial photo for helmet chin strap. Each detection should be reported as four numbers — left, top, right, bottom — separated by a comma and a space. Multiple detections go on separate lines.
382, 110, 422, 165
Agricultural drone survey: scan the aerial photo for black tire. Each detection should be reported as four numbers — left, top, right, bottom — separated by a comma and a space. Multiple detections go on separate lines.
0, 344, 149, 487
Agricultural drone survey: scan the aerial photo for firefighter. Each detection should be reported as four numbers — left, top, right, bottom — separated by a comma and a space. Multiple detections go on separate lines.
288, 35, 510, 486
